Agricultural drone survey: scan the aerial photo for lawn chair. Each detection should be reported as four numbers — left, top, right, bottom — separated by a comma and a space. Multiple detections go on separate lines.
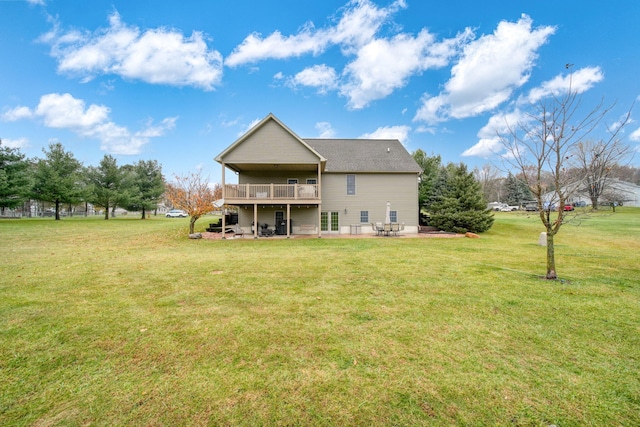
375, 222, 383, 236
232, 224, 244, 238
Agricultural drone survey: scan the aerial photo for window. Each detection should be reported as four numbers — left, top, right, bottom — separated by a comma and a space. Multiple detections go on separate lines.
360, 210, 368, 223
346, 174, 356, 195
390, 210, 398, 223
287, 178, 298, 184
306, 178, 317, 184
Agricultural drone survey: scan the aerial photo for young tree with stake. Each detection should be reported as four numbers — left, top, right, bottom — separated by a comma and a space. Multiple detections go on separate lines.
499, 72, 632, 279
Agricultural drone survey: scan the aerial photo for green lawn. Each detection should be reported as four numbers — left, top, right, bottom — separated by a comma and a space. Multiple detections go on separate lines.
1, 210, 639, 426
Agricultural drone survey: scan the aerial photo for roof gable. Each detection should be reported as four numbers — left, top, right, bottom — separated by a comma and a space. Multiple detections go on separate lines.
215, 114, 324, 168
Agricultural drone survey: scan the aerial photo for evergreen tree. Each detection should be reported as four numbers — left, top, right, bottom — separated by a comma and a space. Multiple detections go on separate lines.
122, 160, 164, 219
428, 163, 494, 234
86, 155, 124, 220
0, 142, 32, 213
412, 150, 441, 210
503, 172, 532, 206
32, 142, 83, 220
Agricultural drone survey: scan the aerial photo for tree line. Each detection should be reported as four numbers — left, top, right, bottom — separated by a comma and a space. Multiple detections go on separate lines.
474, 162, 640, 210
0, 141, 164, 220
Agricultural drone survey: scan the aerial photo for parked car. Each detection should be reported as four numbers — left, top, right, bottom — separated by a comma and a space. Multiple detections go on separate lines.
499, 205, 519, 212
524, 203, 538, 211
166, 209, 188, 218
563, 204, 574, 211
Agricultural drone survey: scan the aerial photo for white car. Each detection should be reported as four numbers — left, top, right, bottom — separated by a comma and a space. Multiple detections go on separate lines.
499, 205, 519, 212
166, 209, 188, 218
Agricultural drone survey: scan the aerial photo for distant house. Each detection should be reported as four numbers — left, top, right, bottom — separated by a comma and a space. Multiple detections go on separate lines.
569, 179, 640, 207
542, 178, 640, 208
215, 114, 423, 238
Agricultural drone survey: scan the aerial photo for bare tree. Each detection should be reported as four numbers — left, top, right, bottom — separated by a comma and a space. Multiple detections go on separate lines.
611, 165, 640, 185
570, 116, 634, 209
165, 170, 219, 234
473, 163, 504, 202
499, 81, 628, 279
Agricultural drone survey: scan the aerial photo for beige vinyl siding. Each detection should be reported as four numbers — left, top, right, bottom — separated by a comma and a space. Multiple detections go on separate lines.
223, 120, 320, 164
237, 206, 319, 234
239, 172, 320, 185
321, 173, 419, 227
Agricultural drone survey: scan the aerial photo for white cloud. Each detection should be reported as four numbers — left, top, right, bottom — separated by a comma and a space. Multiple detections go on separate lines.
227, 0, 473, 109
415, 15, 555, 124
461, 138, 502, 158
225, 0, 405, 67
225, 26, 325, 67
290, 65, 338, 94
315, 121, 336, 138
41, 12, 223, 90
135, 117, 178, 138
220, 116, 240, 128
463, 65, 608, 159
630, 127, 640, 142
35, 93, 110, 129
359, 125, 410, 144
231, 0, 472, 109
6, 93, 176, 155
526, 66, 604, 103
0, 138, 29, 149
462, 109, 528, 158
2, 106, 33, 122
415, 125, 436, 135
341, 29, 472, 109
238, 118, 262, 137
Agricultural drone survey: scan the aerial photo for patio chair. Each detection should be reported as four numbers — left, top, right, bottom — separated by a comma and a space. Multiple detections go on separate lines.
391, 223, 400, 236
375, 222, 383, 236
383, 223, 392, 236
232, 224, 244, 238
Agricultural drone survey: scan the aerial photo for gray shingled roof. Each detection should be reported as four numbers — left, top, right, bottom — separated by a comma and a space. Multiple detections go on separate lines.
304, 138, 422, 174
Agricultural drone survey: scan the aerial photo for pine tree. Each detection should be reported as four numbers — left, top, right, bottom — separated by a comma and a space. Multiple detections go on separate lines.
503, 172, 532, 206
86, 155, 124, 219
32, 142, 83, 220
412, 149, 441, 210
428, 163, 494, 234
122, 160, 165, 219
0, 142, 32, 212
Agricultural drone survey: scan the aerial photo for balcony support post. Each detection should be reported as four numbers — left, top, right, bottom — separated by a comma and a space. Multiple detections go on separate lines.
253, 204, 258, 239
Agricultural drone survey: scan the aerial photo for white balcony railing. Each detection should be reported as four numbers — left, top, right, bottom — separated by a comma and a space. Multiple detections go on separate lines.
224, 183, 319, 201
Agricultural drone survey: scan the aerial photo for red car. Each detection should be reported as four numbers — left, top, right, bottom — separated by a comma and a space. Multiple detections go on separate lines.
563, 204, 574, 211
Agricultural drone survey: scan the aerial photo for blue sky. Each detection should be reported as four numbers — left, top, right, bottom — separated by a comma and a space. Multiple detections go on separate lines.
2, 0, 640, 183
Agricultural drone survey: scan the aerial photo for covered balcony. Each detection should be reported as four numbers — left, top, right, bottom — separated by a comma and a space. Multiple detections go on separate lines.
224, 183, 319, 204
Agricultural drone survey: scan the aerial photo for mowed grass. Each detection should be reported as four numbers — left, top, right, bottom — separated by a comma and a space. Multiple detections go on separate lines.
1, 210, 639, 426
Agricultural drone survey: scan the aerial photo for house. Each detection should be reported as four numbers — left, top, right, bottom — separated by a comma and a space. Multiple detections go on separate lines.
570, 179, 640, 207
543, 178, 640, 208
214, 114, 423, 238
